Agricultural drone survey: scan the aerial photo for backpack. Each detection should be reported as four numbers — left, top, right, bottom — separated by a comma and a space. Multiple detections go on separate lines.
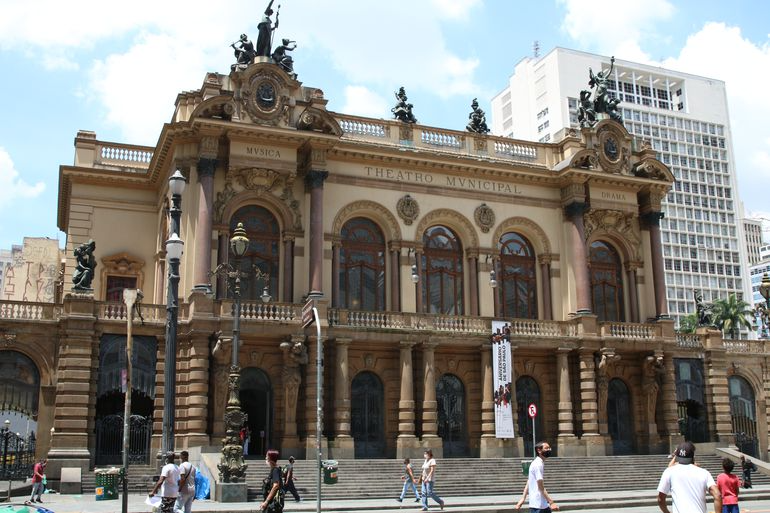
262, 467, 285, 513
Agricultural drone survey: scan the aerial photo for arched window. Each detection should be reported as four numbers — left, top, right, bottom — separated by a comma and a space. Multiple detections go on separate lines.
729, 375, 758, 456
590, 241, 624, 321
421, 226, 464, 314
339, 218, 386, 311
230, 205, 280, 301
498, 232, 537, 319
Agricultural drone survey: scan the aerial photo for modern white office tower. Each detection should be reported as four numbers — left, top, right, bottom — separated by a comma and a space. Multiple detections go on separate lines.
744, 217, 764, 265
491, 47, 753, 329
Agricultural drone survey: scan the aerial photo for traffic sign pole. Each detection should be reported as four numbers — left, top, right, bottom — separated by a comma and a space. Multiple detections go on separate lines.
527, 403, 537, 458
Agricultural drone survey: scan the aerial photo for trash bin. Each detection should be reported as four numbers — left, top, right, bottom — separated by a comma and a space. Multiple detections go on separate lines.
95, 467, 122, 501
521, 460, 531, 476
321, 460, 338, 485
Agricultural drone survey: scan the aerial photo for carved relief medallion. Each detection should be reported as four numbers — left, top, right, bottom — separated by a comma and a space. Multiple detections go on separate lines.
474, 203, 496, 233
397, 194, 420, 225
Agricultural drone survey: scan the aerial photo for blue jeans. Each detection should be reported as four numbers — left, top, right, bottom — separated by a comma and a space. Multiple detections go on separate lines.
421, 481, 442, 509
30, 482, 44, 501
400, 478, 420, 500
722, 505, 739, 513
530, 508, 552, 513
175, 490, 194, 513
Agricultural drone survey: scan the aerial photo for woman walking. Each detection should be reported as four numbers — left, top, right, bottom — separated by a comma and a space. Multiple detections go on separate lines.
420, 449, 444, 511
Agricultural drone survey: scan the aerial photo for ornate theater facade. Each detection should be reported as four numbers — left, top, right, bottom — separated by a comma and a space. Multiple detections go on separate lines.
1, 56, 767, 483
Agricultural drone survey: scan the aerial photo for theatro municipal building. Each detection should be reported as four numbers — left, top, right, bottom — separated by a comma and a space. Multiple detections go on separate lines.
1, 39, 767, 486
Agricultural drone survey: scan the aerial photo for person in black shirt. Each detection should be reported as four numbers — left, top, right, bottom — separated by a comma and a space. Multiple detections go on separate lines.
261, 449, 284, 512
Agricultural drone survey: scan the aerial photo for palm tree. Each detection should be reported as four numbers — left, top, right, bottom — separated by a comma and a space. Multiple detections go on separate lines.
677, 313, 698, 334
710, 294, 754, 339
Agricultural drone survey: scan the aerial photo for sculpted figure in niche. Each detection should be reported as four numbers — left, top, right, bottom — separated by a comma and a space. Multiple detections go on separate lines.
595, 351, 620, 433
72, 239, 96, 291
256, 0, 280, 57
642, 355, 665, 423
281, 338, 307, 433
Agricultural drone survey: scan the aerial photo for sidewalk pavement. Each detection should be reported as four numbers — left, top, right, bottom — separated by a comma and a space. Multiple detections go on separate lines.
4, 485, 770, 513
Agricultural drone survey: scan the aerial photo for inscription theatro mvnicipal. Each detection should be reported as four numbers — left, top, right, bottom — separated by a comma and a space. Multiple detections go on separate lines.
364, 166, 524, 195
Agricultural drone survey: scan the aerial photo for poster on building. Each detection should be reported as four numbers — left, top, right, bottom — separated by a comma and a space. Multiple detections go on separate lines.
491, 320, 515, 438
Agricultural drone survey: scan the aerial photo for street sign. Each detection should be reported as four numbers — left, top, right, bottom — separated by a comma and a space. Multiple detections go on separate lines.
528, 403, 537, 419
302, 298, 316, 328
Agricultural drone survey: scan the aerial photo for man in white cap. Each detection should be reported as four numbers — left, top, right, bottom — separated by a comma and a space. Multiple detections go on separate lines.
657, 441, 721, 513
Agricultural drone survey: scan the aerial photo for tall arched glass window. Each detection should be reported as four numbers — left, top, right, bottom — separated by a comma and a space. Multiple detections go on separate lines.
421, 226, 464, 315
339, 217, 386, 311
590, 241, 624, 321
230, 205, 280, 301
498, 232, 537, 319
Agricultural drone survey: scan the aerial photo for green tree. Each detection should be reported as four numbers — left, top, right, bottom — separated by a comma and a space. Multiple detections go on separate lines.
710, 294, 754, 339
677, 313, 698, 334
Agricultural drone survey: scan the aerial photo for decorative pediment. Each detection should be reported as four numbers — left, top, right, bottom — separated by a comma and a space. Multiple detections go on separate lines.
190, 95, 235, 121
101, 253, 145, 274
633, 157, 674, 182
296, 106, 343, 136
570, 149, 599, 170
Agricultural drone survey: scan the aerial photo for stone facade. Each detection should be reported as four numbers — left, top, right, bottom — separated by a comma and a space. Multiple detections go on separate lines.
0, 58, 768, 485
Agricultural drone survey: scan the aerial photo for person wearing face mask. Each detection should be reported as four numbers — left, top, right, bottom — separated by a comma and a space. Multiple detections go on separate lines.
514, 441, 559, 512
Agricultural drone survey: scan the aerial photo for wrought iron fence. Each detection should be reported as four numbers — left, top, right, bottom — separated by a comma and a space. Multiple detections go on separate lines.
95, 414, 152, 465
0, 429, 36, 481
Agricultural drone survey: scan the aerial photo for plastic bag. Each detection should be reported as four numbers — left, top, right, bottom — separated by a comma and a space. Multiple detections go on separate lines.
194, 470, 210, 500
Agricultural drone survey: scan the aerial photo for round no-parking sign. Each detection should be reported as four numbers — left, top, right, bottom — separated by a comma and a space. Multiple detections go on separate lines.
528, 403, 537, 418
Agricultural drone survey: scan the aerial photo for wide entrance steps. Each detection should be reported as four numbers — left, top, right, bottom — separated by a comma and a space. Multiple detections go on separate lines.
245, 454, 769, 501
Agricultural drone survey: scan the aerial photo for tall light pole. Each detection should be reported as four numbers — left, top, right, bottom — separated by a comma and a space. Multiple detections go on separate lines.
121, 288, 142, 513
212, 222, 271, 483
162, 170, 185, 456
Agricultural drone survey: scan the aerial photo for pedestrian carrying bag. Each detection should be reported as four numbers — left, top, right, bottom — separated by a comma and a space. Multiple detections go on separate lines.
262, 468, 286, 513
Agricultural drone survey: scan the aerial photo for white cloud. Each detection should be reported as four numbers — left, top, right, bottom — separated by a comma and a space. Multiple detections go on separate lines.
662, 23, 770, 216
558, 0, 675, 61
0, 148, 45, 206
430, 0, 482, 20
341, 86, 389, 119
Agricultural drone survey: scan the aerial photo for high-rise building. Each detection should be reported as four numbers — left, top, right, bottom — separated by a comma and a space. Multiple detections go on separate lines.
491, 47, 753, 329
744, 216, 764, 265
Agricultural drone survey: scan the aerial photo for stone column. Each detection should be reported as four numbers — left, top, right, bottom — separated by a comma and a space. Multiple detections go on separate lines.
579, 348, 603, 455
556, 348, 578, 454
331, 241, 341, 307
642, 211, 668, 319
625, 262, 640, 323
216, 233, 229, 299
539, 254, 553, 320
421, 341, 441, 454
564, 202, 591, 315
185, 334, 211, 446
192, 157, 216, 293
390, 243, 402, 312
331, 338, 354, 458
415, 250, 424, 313
704, 336, 733, 444
280, 335, 306, 456
282, 235, 295, 303
468, 252, 479, 316
479, 342, 502, 457
306, 170, 329, 297
396, 341, 419, 458
47, 295, 96, 482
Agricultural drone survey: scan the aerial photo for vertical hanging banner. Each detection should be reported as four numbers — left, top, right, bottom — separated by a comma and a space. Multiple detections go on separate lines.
491, 320, 515, 438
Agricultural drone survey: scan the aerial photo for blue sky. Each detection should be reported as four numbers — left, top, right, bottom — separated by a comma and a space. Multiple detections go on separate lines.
0, 0, 769, 249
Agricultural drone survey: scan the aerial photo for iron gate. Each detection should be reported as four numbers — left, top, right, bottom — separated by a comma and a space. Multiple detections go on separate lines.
95, 414, 152, 465
437, 374, 468, 457
0, 430, 36, 482
351, 371, 385, 458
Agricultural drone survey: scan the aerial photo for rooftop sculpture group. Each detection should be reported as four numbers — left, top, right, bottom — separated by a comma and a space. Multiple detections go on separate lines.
391, 87, 418, 124
231, 1, 297, 77
577, 56, 623, 128
466, 98, 490, 134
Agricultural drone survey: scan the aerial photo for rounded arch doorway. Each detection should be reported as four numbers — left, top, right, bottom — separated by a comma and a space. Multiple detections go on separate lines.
729, 375, 758, 457
240, 367, 273, 457
607, 378, 634, 454
516, 376, 541, 457
351, 371, 385, 458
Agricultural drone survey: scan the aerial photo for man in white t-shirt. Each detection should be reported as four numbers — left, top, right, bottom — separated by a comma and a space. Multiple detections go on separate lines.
515, 441, 559, 512
149, 451, 181, 513
657, 441, 721, 513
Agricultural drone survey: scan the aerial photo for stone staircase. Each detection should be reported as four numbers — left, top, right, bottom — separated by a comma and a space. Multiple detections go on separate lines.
81, 463, 159, 494
244, 454, 770, 502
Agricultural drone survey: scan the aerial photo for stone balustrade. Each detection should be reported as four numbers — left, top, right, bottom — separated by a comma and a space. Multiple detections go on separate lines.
723, 339, 766, 354
676, 333, 703, 348
97, 302, 168, 322
335, 114, 546, 167
95, 142, 153, 171
219, 300, 302, 322
600, 322, 658, 340
0, 301, 59, 321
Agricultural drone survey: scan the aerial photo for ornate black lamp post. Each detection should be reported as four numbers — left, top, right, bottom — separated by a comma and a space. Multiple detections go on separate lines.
757, 273, 770, 338
212, 222, 271, 482
162, 170, 185, 455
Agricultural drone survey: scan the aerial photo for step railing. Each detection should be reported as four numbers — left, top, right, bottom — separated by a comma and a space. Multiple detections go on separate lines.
0, 301, 59, 321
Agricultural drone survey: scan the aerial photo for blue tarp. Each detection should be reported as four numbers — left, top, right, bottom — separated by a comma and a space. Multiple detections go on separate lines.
194, 468, 210, 500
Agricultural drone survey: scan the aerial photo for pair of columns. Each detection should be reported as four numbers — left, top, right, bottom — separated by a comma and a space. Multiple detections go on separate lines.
564, 202, 668, 319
